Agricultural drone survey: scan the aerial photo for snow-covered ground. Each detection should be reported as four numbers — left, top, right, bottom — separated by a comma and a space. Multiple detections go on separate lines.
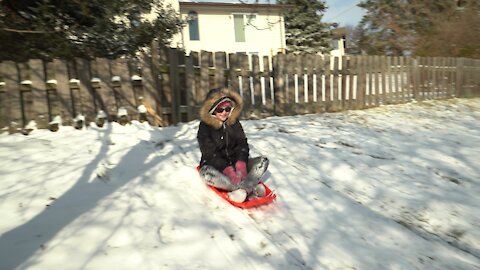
1, 98, 479, 270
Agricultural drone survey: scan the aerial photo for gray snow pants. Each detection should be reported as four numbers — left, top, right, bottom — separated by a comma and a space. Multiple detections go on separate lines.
199, 156, 269, 193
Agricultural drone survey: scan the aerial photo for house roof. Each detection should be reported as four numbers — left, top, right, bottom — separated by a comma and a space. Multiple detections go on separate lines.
179, 1, 292, 12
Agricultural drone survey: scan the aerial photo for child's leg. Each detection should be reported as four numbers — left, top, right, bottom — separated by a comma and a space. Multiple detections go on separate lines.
239, 156, 269, 192
199, 165, 236, 191
247, 156, 269, 181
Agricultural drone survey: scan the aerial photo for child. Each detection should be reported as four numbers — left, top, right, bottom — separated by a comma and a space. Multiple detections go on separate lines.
197, 88, 269, 203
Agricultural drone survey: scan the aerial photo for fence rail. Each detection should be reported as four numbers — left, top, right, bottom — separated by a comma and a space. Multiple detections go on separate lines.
1, 48, 479, 133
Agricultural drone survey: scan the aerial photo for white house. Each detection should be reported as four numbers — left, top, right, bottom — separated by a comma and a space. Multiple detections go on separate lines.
172, 1, 290, 57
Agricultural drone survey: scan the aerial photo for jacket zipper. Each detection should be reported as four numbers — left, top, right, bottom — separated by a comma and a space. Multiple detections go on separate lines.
223, 122, 232, 165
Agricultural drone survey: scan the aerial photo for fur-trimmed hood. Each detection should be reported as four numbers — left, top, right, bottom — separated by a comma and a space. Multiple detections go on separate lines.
200, 88, 243, 129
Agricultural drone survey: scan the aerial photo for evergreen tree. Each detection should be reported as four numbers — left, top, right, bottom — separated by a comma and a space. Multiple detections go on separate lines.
278, 0, 334, 54
0, 0, 182, 61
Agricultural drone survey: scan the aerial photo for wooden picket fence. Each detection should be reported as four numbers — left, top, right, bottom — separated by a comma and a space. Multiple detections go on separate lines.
0, 47, 479, 133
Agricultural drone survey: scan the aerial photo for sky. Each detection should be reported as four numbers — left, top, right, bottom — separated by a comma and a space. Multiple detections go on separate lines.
323, 0, 365, 26
1, 98, 479, 269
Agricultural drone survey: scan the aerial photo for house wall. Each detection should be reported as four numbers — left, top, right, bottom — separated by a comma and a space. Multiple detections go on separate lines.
174, 5, 286, 57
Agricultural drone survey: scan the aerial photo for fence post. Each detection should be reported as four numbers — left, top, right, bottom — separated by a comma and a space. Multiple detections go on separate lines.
238, 53, 250, 117
75, 58, 95, 124
198, 50, 210, 103
295, 54, 305, 114
185, 54, 197, 121
305, 54, 316, 113
28, 59, 48, 129
272, 53, 286, 116
314, 55, 325, 113
323, 55, 332, 111
92, 58, 112, 119
412, 57, 420, 101
455, 58, 464, 97
263, 55, 274, 116
347, 56, 357, 110
356, 55, 366, 109
214, 52, 227, 88
0, 61, 21, 132
251, 54, 262, 117
53, 59, 73, 125
168, 48, 181, 124
378, 56, 387, 105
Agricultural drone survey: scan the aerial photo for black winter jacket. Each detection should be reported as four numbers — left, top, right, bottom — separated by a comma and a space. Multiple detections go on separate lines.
197, 88, 249, 171
197, 120, 249, 171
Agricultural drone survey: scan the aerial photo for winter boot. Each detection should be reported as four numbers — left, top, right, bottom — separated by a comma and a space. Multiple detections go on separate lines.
247, 183, 267, 200
228, 189, 247, 203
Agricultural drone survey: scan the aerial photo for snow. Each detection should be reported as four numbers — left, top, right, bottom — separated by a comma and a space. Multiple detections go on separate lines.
1, 98, 479, 270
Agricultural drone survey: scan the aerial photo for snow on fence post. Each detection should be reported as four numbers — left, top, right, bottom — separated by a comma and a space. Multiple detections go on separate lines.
90, 77, 102, 119
131, 74, 145, 122
131, 73, 144, 107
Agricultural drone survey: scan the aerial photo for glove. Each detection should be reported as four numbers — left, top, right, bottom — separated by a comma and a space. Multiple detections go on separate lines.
235, 160, 248, 180
223, 166, 241, 185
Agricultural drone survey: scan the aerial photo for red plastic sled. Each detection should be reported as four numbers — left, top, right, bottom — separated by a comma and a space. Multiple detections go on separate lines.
196, 166, 276, 208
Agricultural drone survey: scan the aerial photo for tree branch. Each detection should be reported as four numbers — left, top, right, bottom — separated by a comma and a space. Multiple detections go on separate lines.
1, 28, 54, 34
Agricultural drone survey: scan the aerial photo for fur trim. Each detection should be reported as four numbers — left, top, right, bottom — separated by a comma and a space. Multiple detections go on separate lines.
200, 88, 243, 129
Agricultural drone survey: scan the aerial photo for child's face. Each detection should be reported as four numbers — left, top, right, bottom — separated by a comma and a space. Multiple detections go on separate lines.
213, 106, 232, 122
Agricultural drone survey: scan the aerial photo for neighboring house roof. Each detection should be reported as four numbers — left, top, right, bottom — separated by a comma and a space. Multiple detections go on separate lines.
179, 1, 292, 12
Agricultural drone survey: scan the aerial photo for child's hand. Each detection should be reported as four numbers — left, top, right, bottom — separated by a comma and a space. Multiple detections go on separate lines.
223, 166, 241, 185
235, 161, 247, 179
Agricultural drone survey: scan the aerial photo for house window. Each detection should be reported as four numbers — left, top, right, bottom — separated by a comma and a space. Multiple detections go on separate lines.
234, 14, 245, 42
233, 14, 256, 42
188, 11, 199, 41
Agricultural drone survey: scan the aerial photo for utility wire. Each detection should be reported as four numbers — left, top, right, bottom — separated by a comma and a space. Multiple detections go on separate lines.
324, 4, 359, 21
